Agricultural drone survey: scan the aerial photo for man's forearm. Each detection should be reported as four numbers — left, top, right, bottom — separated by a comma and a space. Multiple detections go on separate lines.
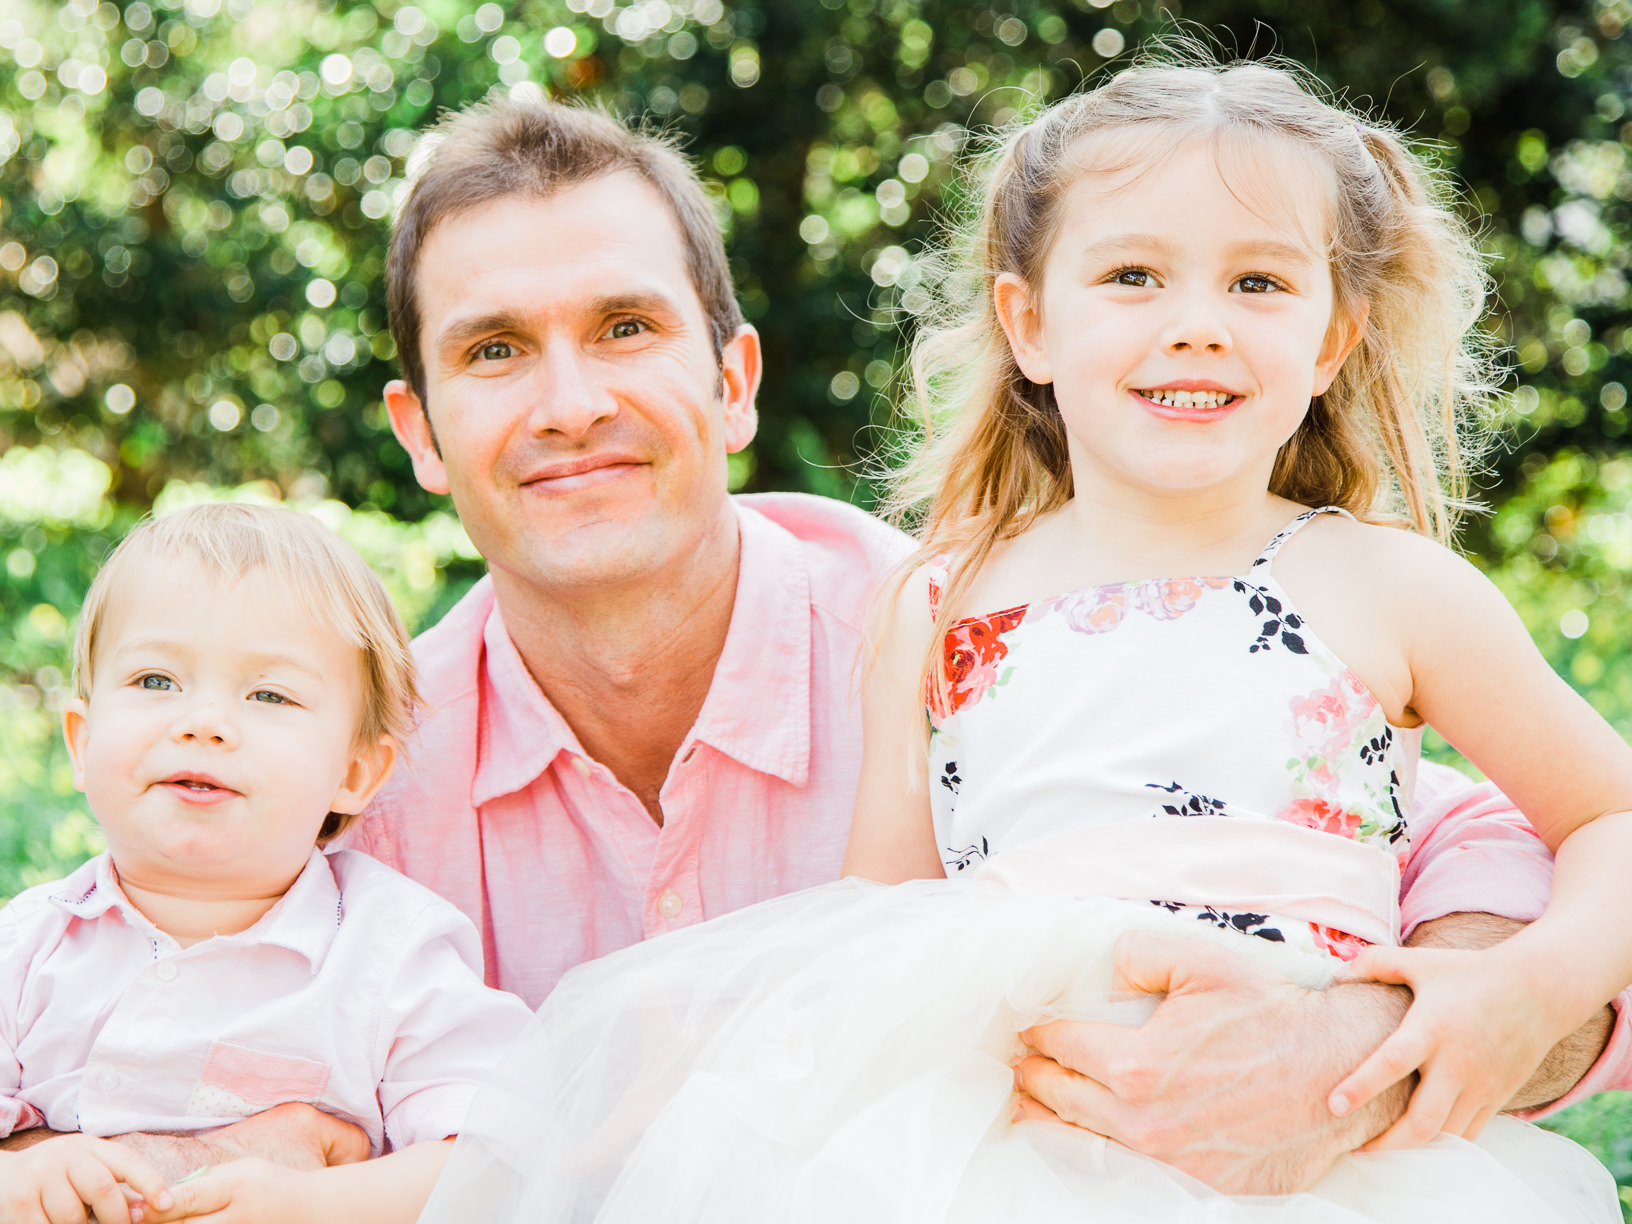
0, 1127, 58, 1152
1407, 911, 1614, 1111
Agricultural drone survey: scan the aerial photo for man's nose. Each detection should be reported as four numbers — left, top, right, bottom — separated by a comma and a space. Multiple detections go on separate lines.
528, 341, 619, 438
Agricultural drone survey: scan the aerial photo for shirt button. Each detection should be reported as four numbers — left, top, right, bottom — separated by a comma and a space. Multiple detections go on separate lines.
657, 890, 683, 919
155, 961, 179, 982
97, 1070, 119, 1093
571, 757, 592, 778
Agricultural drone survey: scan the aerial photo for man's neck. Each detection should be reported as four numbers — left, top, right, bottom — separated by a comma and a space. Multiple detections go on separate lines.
491, 506, 743, 824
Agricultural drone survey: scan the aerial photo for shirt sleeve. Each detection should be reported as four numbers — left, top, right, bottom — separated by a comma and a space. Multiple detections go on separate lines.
1402, 761, 1632, 1115
1399, 761, 1552, 937
0, 907, 45, 1137
373, 897, 533, 1151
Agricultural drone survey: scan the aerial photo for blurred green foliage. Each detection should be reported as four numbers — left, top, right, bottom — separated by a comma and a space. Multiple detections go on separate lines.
4, 0, 1632, 1194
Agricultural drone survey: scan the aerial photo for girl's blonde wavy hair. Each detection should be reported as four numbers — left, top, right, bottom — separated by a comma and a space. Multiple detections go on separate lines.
881, 52, 1504, 718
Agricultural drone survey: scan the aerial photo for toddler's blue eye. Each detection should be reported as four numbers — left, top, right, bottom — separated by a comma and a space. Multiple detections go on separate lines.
139, 675, 174, 690
251, 690, 288, 704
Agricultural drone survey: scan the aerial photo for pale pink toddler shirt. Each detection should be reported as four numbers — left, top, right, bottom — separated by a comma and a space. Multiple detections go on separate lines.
0, 848, 532, 1153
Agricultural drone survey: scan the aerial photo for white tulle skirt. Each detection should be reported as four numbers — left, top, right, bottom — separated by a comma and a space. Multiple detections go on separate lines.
420, 877, 1620, 1223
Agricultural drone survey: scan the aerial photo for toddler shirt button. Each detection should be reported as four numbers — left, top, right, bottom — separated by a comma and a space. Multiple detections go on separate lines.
657, 890, 683, 919
97, 1070, 119, 1092
155, 960, 179, 982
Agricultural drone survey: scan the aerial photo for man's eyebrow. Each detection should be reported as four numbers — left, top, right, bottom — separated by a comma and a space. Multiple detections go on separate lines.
434, 310, 531, 353
433, 292, 691, 353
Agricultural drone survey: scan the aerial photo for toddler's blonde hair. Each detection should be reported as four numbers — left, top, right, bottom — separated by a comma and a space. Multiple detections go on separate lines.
74, 502, 418, 842
883, 51, 1503, 712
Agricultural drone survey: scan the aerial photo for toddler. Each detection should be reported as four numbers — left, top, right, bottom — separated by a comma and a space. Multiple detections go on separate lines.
0, 503, 532, 1224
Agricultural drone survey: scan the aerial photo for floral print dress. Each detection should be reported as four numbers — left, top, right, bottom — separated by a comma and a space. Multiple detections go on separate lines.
928, 507, 1419, 960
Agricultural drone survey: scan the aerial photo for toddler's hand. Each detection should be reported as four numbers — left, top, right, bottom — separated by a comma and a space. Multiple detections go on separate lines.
1327, 943, 1559, 1150
0, 1133, 172, 1224
137, 1158, 307, 1224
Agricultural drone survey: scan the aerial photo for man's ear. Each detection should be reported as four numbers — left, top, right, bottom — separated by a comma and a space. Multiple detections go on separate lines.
383, 381, 450, 496
993, 273, 1053, 385
720, 324, 762, 454
330, 735, 398, 816
1314, 300, 1370, 396
63, 699, 90, 794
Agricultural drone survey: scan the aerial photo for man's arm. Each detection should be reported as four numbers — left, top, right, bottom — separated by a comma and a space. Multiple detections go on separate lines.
1013, 912, 1615, 1195
0, 1104, 369, 1182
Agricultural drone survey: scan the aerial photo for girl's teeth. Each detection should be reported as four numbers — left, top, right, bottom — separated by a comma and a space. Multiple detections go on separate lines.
1142, 389, 1233, 408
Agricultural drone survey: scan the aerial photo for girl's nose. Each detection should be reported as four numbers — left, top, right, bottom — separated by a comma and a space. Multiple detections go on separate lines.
1162, 298, 1232, 355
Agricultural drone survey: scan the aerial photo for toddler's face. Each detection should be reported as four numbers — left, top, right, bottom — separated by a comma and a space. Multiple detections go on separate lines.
63, 556, 390, 902
997, 135, 1361, 504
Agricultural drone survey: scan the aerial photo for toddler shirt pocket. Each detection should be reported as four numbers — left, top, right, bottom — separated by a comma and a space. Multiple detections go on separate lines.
187, 1042, 330, 1119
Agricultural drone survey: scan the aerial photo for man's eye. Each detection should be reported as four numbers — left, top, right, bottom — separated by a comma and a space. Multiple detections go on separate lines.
477, 341, 514, 361
138, 674, 174, 691
607, 319, 645, 340
1110, 267, 1153, 288
1234, 274, 1282, 294
251, 690, 289, 704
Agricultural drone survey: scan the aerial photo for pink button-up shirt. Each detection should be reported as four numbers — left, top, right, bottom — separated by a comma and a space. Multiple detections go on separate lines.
0, 849, 532, 1153
354, 494, 910, 1009
355, 492, 1632, 1105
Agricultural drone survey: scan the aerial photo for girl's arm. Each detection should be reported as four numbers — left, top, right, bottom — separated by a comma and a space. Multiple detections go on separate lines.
1327, 530, 1632, 1144
140, 1138, 451, 1224
841, 567, 946, 883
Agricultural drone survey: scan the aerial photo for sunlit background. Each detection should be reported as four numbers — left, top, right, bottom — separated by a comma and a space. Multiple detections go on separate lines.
3, 0, 1632, 1199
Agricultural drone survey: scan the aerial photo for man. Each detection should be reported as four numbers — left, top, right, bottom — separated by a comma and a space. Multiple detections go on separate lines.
355, 95, 1631, 1192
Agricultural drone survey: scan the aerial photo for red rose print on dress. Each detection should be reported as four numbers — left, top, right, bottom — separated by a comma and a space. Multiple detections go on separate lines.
1310, 923, 1372, 962
937, 607, 1027, 717
1276, 796, 1363, 839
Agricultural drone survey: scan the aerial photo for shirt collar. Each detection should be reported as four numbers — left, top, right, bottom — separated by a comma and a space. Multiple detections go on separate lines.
49, 849, 341, 971
687, 501, 812, 786
470, 499, 814, 806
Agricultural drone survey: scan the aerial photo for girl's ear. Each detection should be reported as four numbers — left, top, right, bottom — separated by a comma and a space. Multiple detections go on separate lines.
1313, 299, 1370, 395
330, 735, 398, 816
994, 273, 1054, 385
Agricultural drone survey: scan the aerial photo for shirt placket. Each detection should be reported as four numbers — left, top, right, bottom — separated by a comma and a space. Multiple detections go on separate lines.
643, 741, 705, 937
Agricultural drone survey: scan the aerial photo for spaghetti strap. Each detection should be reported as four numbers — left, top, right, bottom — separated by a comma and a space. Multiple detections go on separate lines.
1250, 505, 1350, 571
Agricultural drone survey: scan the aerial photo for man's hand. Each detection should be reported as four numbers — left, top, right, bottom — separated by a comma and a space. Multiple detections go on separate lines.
113, 1104, 368, 1183
1012, 930, 1412, 1194
0, 1133, 172, 1224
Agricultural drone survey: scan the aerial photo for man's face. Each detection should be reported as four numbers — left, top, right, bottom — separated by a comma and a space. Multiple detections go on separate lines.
385, 172, 760, 596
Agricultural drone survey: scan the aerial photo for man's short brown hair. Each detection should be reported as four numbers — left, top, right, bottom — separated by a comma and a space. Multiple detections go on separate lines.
386, 97, 743, 407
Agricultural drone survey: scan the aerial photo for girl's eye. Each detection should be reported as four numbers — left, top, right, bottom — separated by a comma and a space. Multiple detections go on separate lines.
250, 690, 289, 704
138, 674, 174, 691
1109, 267, 1153, 288
477, 341, 514, 361
606, 318, 645, 340
1234, 274, 1282, 294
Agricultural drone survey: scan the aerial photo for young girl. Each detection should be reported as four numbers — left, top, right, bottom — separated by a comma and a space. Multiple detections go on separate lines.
0, 503, 532, 1224
420, 57, 1631, 1222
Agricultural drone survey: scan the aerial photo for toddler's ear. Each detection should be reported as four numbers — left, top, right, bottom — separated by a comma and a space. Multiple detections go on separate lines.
330, 735, 398, 815
62, 700, 91, 794
1314, 299, 1370, 395
994, 273, 1054, 385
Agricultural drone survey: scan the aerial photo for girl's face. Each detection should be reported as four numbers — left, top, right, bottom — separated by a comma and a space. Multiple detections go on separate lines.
997, 135, 1361, 506
63, 557, 394, 904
